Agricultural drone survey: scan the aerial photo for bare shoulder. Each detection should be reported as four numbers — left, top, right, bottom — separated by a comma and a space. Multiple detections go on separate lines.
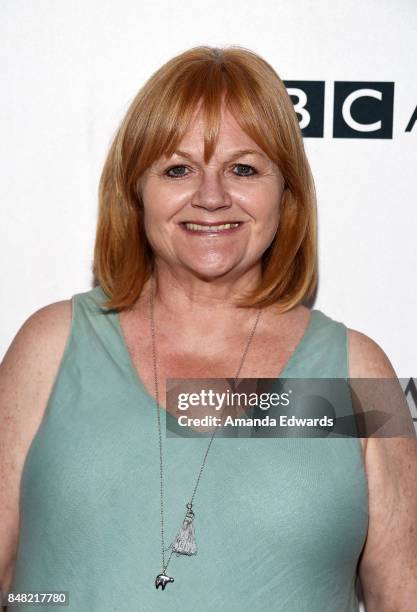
1, 299, 73, 406
0, 298, 72, 591
1, 297, 73, 406
1, 297, 73, 458
10, 299, 73, 345
346, 327, 397, 378
347, 326, 415, 444
347, 327, 402, 459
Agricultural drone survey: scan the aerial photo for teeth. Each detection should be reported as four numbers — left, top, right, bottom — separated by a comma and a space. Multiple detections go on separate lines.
184, 223, 240, 231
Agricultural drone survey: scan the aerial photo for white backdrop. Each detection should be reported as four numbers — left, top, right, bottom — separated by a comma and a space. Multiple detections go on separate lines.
1, 1, 416, 607
1, 0, 416, 379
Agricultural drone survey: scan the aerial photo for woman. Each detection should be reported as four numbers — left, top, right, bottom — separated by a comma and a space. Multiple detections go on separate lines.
1, 45, 416, 611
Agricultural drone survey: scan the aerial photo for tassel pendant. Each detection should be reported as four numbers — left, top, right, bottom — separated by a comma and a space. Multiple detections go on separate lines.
171, 502, 197, 556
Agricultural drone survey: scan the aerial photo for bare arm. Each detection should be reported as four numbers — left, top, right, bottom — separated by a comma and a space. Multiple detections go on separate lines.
0, 300, 72, 602
348, 329, 417, 611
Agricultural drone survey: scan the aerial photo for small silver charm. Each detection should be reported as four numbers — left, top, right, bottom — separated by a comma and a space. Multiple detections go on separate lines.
155, 572, 174, 590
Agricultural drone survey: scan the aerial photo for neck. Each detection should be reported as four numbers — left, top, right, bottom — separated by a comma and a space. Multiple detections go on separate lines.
139, 260, 264, 338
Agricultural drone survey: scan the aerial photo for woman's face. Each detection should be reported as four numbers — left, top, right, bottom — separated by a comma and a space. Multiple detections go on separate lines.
139, 105, 285, 282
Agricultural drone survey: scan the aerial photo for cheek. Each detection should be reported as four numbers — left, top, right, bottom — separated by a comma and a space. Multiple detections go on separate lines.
244, 192, 281, 224
244, 189, 281, 244
143, 181, 189, 221
142, 186, 169, 227
141, 193, 165, 249
142, 190, 181, 253
232, 179, 282, 211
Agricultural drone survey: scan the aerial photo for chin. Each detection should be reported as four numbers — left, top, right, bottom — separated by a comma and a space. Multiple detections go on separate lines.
182, 261, 240, 281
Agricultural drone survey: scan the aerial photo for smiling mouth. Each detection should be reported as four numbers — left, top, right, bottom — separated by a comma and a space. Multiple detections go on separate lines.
180, 222, 244, 233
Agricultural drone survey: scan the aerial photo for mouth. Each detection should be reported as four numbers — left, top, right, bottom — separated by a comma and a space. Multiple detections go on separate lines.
179, 221, 245, 235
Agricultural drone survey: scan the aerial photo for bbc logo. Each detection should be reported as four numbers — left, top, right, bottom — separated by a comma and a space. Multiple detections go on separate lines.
284, 81, 396, 139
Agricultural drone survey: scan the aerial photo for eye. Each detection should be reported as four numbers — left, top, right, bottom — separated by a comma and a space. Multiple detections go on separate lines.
233, 164, 258, 177
164, 163, 258, 179
164, 165, 189, 178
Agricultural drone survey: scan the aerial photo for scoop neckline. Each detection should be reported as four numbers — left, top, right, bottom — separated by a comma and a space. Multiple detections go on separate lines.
103, 288, 319, 415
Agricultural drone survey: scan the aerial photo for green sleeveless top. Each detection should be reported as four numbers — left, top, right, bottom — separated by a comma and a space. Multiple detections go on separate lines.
10, 286, 368, 611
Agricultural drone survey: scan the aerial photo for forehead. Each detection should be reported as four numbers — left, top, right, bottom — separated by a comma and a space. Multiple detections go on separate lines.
174, 106, 263, 155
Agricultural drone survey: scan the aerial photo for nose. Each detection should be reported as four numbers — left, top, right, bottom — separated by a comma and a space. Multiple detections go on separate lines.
190, 170, 232, 211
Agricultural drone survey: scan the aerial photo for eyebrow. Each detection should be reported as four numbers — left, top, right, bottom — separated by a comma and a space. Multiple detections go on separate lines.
170, 148, 267, 162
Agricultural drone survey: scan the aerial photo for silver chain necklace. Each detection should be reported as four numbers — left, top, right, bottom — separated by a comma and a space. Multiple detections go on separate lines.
149, 275, 263, 590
